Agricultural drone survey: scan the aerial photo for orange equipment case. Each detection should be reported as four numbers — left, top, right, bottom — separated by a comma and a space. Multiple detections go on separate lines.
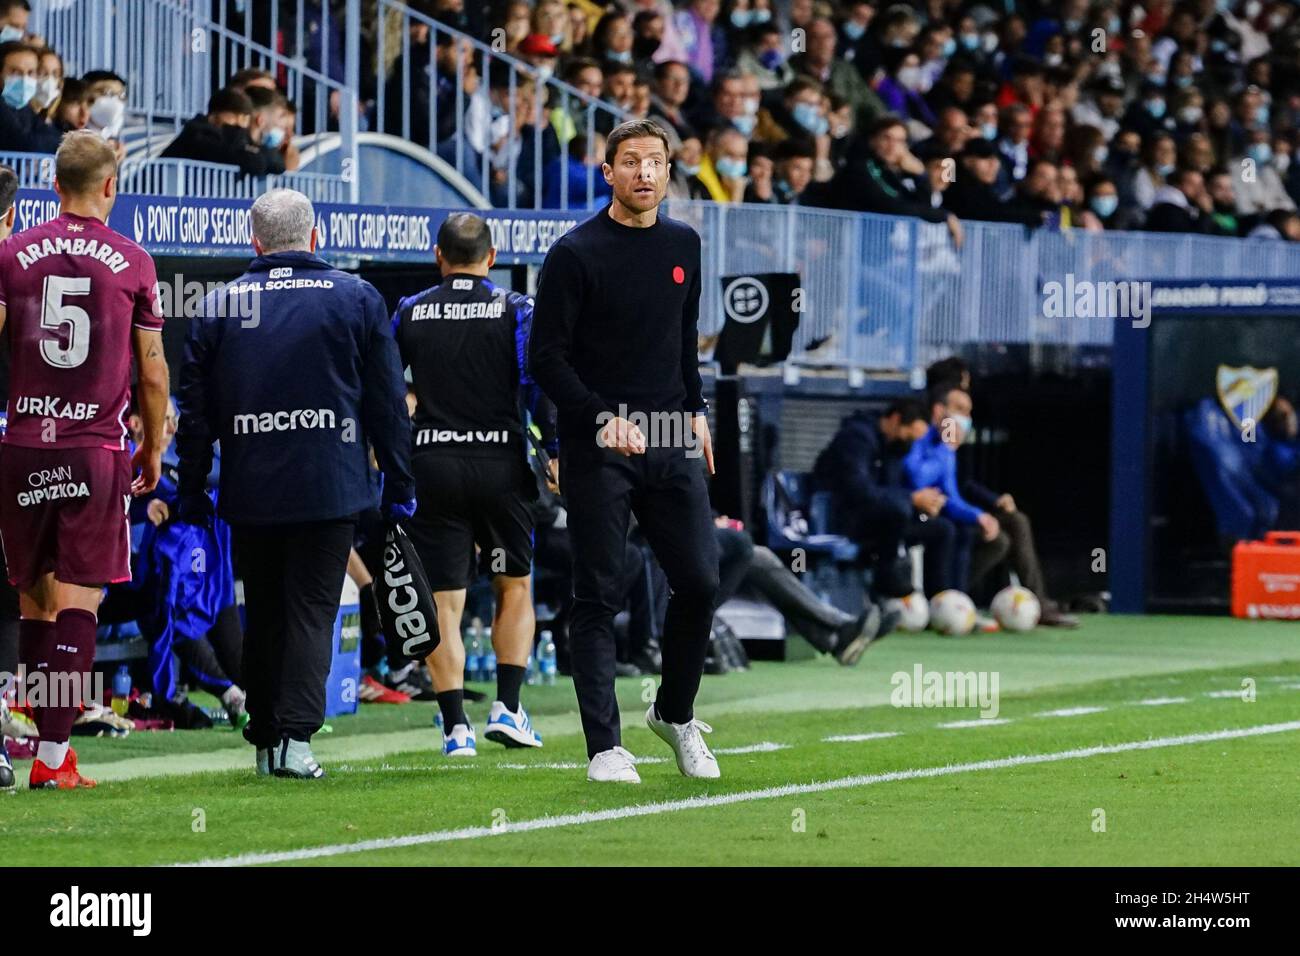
1231, 531, 1300, 619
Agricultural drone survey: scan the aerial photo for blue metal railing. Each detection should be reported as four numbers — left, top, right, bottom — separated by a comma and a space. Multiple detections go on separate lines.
118, 157, 350, 204
373, 0, 628, 210
31, 0, 358, 202
665, 200, 1300, 371
0, 150, 348, 204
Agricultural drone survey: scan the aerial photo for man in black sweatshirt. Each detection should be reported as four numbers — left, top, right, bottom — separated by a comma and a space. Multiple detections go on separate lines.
529, 119, 721, 784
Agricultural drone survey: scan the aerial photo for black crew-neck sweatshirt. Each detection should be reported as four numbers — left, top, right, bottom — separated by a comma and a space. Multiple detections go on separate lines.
527, 205, 705, 445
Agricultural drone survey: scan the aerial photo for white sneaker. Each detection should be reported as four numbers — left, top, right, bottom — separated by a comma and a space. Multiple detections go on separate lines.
484, 700, 543, 748
646, 705, 720, 779
443, 723, 477, 757
587, 746, 641, 783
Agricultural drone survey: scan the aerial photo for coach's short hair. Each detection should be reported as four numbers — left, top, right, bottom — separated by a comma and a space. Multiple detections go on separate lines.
0, 164, 17, 216
251, 188, 314, 253
604, 118, 671, 166
436, 212, 491, 267
54, 130, 117, 197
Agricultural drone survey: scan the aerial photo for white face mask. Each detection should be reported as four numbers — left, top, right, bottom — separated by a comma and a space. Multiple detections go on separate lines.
32, 76, 60, 110
89, 95, 125, 137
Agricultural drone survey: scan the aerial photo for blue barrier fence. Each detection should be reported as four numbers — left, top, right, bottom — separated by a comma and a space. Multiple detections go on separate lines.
5, 145, 1300, 371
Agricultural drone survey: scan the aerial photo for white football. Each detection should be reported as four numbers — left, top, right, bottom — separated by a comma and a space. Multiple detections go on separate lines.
885, 592, 930, 632
991, 585, 1041, 632
929, 590, 977, 636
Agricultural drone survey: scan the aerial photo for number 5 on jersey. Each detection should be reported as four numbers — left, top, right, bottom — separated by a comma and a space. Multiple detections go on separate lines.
41, 274, 91, 369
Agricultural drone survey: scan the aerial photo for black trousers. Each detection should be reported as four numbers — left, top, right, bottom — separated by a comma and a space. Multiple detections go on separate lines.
233, 518, 356, 747
561, 443, 719, 758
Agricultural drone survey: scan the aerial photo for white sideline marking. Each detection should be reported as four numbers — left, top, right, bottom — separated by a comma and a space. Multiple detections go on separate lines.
715, 742, 788, 755
937, 718, 1012, 728
1134, 697, 1189, 706
824, 732, 901, 743
178, 721, 1300, 868
1036, 707, 1108, 718
1204, 690, 1243, 699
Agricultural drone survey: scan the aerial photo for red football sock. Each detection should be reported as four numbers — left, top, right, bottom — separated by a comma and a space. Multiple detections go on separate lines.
40, 609, 98, 744
17, 618, 56, 738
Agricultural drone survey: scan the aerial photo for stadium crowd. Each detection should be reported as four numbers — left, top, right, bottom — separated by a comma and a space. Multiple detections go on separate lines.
193, 0, 1300, 234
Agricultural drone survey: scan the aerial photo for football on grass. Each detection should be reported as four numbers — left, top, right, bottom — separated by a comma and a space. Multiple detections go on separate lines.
885, 591, 930, 632
991, 585, 1041, 632
929, 590, 977, 636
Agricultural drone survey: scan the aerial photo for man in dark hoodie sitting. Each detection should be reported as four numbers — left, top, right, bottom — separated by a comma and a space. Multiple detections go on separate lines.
813, 398, 933, 600
161, 87, 277, 176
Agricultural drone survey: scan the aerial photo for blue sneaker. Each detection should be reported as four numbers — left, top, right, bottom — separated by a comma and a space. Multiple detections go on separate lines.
443, 723, 477, 757
484, 701, 543, 749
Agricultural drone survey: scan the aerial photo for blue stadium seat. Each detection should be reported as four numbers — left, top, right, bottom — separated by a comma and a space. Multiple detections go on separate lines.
762, 470, 859, 562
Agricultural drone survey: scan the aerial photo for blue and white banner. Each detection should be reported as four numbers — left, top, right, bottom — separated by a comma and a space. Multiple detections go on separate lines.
12, 190, 585, 264
1147, 279, 1300, 313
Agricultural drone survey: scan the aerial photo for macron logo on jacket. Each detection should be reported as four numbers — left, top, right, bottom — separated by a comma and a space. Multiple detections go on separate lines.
232, 408, 338, 435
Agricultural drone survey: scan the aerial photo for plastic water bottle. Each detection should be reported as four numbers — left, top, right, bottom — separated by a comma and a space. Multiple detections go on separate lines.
539, 631, 557, 686
465, 628, 483, 683
111, 665, 131, 716
482, 626, 497, 683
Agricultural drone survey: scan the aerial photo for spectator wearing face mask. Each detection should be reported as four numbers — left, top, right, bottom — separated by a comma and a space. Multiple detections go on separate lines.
788, 17, 884, 128
690, 69, 754, 139
30, 46, 60, 120
875, 48, 937, 133
246, 86, 288, 176
0, 0, 30, 44
591, 11, 635, 71
733, 21, 792, 92
1122, 80, 1177, 143
161, 87, 279, 176
1232, 127, 1296, 217
1132, 131, 1177, 213
81, 69, 129, 161
696, 123, 748, 202
755, 76, 826, 144
771, 138, 816, 204
0, 40, 59, 153
1085, 176, 1122, 230
667, 134, 710, 200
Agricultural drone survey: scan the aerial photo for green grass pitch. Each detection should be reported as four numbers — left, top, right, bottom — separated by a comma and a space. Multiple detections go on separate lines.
3, 614, 1298, 866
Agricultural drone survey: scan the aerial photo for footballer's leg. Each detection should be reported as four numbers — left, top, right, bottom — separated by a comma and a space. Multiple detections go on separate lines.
426, 586, 475, 756
409, 454, 477, 756
476, 456, 542, 749
22, 576, 100, 790
484, 573, 542, 748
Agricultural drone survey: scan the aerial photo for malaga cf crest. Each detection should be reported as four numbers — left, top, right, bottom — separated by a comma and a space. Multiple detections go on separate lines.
1216, 365, 1278, 430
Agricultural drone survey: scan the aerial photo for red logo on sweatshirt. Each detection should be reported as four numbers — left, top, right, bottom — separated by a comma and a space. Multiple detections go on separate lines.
672, 266, 685, 284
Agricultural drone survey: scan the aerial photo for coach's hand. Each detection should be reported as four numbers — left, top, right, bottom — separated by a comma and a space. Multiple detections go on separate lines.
692, 414, 715, 475
176, 492, 214, 528
599, 416, 647, 457
131, 443, 162, 496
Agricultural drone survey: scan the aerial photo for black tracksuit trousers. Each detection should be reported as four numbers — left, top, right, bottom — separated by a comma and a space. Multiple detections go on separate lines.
561, 443, 719, 758
233, 518, 356, 747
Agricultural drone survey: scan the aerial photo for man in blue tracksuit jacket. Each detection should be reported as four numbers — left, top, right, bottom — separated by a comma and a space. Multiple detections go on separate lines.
902, 382, 1003, 595
175, 189, 414, 779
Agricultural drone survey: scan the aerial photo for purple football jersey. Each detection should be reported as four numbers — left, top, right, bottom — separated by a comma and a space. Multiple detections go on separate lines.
0, 212, 163, 450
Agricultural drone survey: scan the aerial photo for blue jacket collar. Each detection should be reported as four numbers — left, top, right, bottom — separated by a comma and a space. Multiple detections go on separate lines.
247, 250, 332, 272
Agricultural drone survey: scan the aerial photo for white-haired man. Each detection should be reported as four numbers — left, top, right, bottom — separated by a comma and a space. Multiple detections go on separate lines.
175, 189, 415, 779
